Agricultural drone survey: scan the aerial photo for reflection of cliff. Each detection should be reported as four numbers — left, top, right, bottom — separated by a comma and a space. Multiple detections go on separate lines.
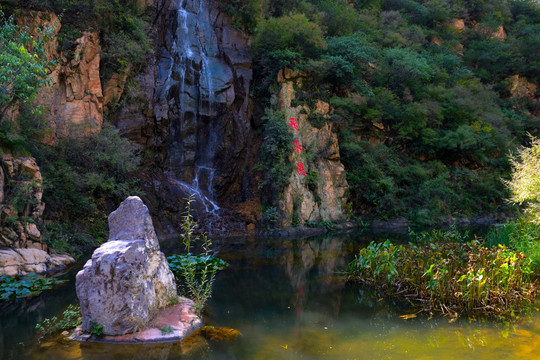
280, 236, 347, 323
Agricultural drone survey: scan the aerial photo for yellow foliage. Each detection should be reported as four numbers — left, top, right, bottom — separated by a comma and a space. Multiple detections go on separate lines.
507, 136, 540, 223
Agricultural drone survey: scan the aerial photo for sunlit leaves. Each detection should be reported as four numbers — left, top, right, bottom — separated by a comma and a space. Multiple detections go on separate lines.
0, 11, 55, 119
507, 136, 540, 223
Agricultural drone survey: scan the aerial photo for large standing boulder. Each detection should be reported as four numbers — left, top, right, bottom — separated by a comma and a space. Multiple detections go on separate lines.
76, 196, 177, 336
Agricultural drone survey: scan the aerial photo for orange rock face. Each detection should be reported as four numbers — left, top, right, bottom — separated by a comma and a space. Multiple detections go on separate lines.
39, 32, 103, 143
15, 10, 104, 144
507, 75, 539, 115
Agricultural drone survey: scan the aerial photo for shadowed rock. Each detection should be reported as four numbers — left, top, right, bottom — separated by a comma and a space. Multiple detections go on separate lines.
76, 196, 177, 336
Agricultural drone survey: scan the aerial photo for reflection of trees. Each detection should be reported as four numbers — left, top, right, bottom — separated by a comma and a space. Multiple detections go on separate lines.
0, 296, 46, 359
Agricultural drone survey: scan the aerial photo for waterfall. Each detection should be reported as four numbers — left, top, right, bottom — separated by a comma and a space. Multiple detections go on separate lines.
166, 0, 221, 217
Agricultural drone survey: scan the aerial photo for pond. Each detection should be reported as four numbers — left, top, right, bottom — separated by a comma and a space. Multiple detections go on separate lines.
1, 231, 539, 359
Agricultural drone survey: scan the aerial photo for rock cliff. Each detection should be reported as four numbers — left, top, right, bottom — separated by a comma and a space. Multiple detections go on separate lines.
275, 69, 349, 226
0, 154, 74, 276
111, 0, 258, 233
15, 10, 103, 144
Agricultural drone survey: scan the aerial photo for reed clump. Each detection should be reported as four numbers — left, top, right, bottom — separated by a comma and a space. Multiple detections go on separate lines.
349, 228, 537, 316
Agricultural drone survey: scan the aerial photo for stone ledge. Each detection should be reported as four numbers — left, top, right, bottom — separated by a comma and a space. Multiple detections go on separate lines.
0, 248, 75, 276
70, 298, 202, 344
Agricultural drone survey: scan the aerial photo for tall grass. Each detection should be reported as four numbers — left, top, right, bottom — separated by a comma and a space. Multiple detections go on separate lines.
485, 218, 540, 274
167, 195, 227, 313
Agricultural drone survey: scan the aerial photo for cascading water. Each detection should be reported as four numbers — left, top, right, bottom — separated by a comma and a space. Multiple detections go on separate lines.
165, 0, 221, 219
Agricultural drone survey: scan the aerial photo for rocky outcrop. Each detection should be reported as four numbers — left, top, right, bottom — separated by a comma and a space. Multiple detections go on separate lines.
0, 155, 45, 250
0, 248, 74, 277
275, 69, 349, 227
0, 154, 75, 276
15, 10, 103, 143
507, 75, 539, 116
106, 0, 258, 234
39, 31, 103, 143
75, 196, 177, 336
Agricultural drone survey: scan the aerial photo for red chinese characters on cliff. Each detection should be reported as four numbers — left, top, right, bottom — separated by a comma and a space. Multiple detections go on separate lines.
289, 118, 307, 176
293, 140, 304, 154
289, 117, 299, 131
296, 162, 307, 176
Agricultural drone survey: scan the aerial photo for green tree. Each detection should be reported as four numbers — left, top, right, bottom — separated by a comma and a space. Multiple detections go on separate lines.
254, 13, 326, 59
0, 12, 55, 121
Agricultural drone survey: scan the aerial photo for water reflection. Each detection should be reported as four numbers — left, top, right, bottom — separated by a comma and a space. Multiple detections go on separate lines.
1, 232, 539, 360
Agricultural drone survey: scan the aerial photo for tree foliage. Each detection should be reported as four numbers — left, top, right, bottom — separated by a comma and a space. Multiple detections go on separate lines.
507, 137, 540, 223
0, 11, 55, 120
249, 0, 539, 221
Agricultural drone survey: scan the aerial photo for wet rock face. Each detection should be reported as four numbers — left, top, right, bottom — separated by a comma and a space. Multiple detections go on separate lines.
156, 0, 252, 194
76, 196, 177, 336
117, 0, 254, 203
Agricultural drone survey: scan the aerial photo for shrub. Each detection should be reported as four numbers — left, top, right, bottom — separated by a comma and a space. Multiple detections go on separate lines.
35, 304, 81, 338
259, 108, 294, 193
485, 218, 540, 274
0, 11, 56, 121
216, 0, 261, 33
253, 13, 326, 59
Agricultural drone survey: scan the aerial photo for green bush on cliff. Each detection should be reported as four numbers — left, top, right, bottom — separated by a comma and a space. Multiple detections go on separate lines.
216, 0, 260, 33
258, 108, 294, 194
254, 13, 326, 59
34, 122, 141, 249
0, 0, 152, 79
0, 11, 55, 122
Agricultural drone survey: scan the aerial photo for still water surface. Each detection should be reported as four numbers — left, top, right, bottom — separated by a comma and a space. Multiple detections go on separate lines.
1, 232, 539, 359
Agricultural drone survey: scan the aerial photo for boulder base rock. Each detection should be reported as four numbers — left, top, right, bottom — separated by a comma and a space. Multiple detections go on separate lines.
76, 196, 177, 336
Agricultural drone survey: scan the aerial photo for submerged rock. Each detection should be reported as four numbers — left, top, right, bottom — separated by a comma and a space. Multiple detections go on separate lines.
75, 196, 177, 336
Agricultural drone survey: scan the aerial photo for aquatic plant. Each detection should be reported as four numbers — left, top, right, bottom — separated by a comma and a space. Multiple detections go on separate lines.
35, 304, 82, 337
167, 194, 227, 312
0, 274, 67, 300
167, 254, 227, 277
349, 229, 537, 316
